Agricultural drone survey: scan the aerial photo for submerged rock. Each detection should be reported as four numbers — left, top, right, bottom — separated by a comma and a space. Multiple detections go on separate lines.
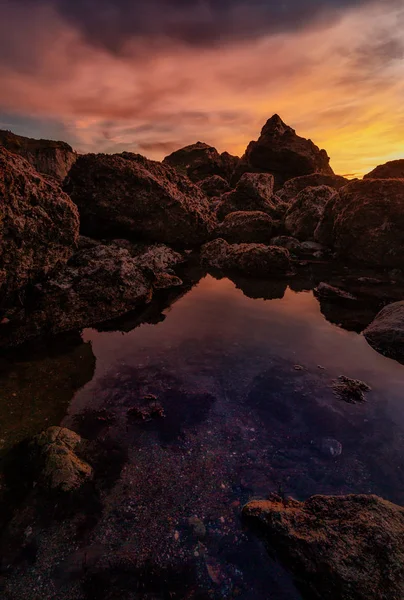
364, 160, 404, 180
64, 152, 215, 244
0, 148, 79, 301
277, 173, 349, 202
332, 375, 371, 404
243, 493, 404, 600
0, 129, 77, 181
201, 238, 291, 277
216, 211, 274, 244
238, 114, 333, 189
285, 185, 337, 240
364, 301, 404, 362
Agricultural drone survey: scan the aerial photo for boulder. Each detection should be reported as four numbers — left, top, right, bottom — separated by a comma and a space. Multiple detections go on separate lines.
0, 148, 79, 300
64, 152, 215, 244
285, 185, 337, 240
201, 238, 291, 277
216, 172, 285, 221
198, 175, 230, 197
278, 173, 349, 202
270, 236, 303, 255
163, 142, 239, 183
29, 427, 92, 493
314, 282, 357, 302
364, 160, 404, 180
216, 211, 274, 244
0, 129, 76, 181
243, 493, 404, 600
364, 301, 404, 362
238, 114, 333, 189
315, 179, 404, 267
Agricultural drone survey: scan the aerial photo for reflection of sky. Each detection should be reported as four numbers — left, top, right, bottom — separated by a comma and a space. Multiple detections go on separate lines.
1, 1, 403, 176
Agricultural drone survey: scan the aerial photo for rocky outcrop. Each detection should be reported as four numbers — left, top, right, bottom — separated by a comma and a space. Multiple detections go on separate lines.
64, 152, 215, 244
278, 173, 349, 203
243, 493, 404, 600
238, 115, 333, 189
364, 160, 404, 180
0, 129, 77, 181
163, 142, 239, 183
201, 238, 291, 277
29, 427, 92, 493
198, 175, 230, 197
364, 301, 404, 362
0, 148, 79, 301
285, 186, 337, 240
315, 179, 404, 267
216, 211, 274, 244
216, 172, 285, 221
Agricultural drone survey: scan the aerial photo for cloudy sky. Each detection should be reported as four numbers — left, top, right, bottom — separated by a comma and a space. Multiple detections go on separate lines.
0, 0, 403, 176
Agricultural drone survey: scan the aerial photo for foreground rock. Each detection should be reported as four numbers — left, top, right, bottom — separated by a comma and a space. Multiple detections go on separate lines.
0, 148, 79, 301
285, 185, 337, 240
277, 173, 349, 202
315, 179, 404, 267
64, 152, 215, 244
216, 172, 285, 221
238, 115, 333, 188
243, 493, 404, 600
216, 211, 274, 244
364, 301, 404, 362
0, 129, 76, 181
163, 142, 238, 183
364, 160, 404, 180
201, 239, 291, 277
29, 427, 92, 493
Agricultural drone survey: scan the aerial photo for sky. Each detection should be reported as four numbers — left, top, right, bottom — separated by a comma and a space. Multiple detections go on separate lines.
0, 0, 403, 177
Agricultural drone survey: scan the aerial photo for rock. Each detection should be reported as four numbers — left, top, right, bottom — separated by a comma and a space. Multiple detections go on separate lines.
270, 236, 303, 254
216, 211, 274, 244
0, 129, 77, 181
314, 283, 357, 302
201, 239, 291, 277
243, 493, 404, 600
130, 243, 184, 273
315, 179, 404, 267
277, 173, 349, 202
332, 376, 371, 404
364, 301, 404, 362
163, 142, 239, 183
77, 236, 101, 251
318, 438, 343, 458
29, 427, 92, 493
216, 172, 285, 221
0, 148, 79, 300
238, 115, 334, 189
285, 186, 337, 240
364, 160, 404, 180
64, 152, 215, 244
198, 175, 231, 197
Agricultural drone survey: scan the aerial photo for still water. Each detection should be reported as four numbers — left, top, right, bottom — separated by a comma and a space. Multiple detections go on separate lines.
2, 274, 404, 599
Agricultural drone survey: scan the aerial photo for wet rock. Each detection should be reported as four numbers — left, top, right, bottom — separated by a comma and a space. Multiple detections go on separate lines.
29, 427, 92, 493
238, 114, 333, 189
243, 493, 404, 600
314, 283, 357, 302
315, 179, 404, 267
163, 142, 239, 183
0, 148, 79, 300
201, 239, 291, 277
285, 186, 337, 240
364, 301, 404, 363
216, 172, 285, 221
198, 175, 231, 197
364, 159, 404, 180
216, 211, 274, 244
332, 376, 371, 404
277, 173, 349, 202
64, 152, 215, 244
0, 129, 77, 181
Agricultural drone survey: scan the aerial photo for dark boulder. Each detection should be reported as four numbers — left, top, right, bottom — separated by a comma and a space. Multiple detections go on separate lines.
198, 175, 230, 197
64, 152, 215, 244
216, 211, 274, 244
163, 142, 239, 183
285, 186, 337, 240
278, 173, 349, 202
364, 301, 404, 363
364, 160, 404, 180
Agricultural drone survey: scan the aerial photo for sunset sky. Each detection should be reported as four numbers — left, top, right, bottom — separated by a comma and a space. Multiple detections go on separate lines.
0, 0, 403, 177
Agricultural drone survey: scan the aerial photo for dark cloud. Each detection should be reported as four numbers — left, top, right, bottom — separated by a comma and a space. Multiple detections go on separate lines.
11, 0, 378, 52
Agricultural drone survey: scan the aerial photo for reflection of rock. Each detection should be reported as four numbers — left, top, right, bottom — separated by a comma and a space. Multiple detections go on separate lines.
364, 159, 404, 180
216, 173, 285, 221
0, 148, 79, 301
163, 142, 239, 183
216, 211, 274, 244
364, 301, 404, 363
243, 493, 404, 600
0, 333, 95, 454
285, 186, 336, 240
201, 239, 291, 277
229, 275, 287, 301
64, 152, 215, 244
277, 173, 349, 202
